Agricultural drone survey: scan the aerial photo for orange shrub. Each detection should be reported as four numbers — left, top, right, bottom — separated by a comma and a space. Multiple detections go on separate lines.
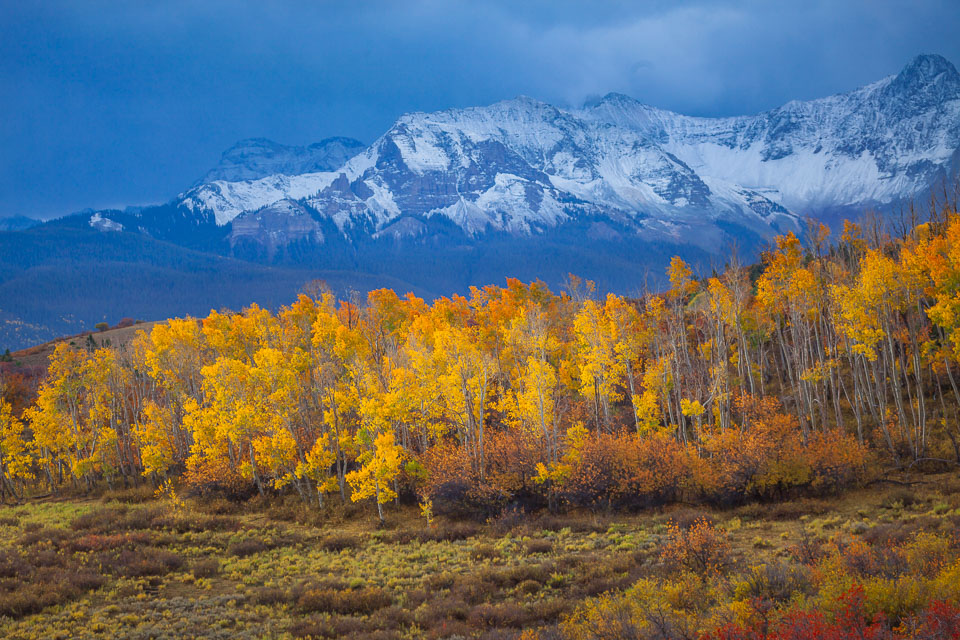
661, 516, 731, 575
691, 395, 868, 505
419, 429, 545, 516
561, 432, 688, 510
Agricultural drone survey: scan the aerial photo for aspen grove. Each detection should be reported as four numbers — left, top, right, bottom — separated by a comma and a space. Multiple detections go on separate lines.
7, 211, 960, 521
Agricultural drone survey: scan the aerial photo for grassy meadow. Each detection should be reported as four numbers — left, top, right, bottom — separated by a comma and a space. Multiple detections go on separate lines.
1, 475, 959, 639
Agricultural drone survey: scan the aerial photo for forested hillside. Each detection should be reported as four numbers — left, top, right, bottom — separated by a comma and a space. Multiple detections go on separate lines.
4, 207, 960, 513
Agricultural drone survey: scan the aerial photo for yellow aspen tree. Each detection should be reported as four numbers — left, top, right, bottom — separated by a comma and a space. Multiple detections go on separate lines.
81, 347, 121, 484
432, 320, 493, 481
604, 294, 647, 432
139, 317, 207, 468
573, 300, 624, 433
347, 381, 404, 525
27, 344, 101, 487
501, 302, 565, 463
0, 393, 33, 500
755, 233, 826, 434
185, 357, 267, 494
135, 400, 179, 479
704, 277, 735, 431
637, 356, 671, 436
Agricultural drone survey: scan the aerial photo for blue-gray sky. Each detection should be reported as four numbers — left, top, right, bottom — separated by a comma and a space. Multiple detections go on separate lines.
2, 0, 959, 218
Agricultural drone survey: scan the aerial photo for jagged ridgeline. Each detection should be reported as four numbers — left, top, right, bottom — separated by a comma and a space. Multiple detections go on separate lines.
2, 54, 960, 350
4, 209, 960, 519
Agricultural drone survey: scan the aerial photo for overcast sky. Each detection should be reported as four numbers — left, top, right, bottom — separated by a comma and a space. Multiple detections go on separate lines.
2, 0, 959, 218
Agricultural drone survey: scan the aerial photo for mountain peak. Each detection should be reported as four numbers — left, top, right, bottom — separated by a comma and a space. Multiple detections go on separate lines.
599, 92, 639, 105
307, 137, 364, 152
882, 53, 960, 108
898, 53, 958, 81
226, 137, 283, 150
200, 137, 364, 184
890, 54, 959, 91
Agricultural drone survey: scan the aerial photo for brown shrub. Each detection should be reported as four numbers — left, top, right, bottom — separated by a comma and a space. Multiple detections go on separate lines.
320, 534, 361, 552
838, 538, 909, 578
529, 514, 567, 532
27, 548, 67, 568
71, 506, 127, 532
369, 605, 414, 630
101, 485, 156, 504
487, 562, 554, 588
525, 539, 554, 555
392, 521, 480, 544
690, 395, 868, 504
0, 564, 105, 619
450, 573, 498, 605
526, 598, 571, 624
289, 616, 370, 639
199, 497, 242, 515
881, 487, 920, 509
740, 561, 812, 604
571, 573, 631, 597
562, 432, 688, 510
228, 538, 269, 557
0, 586, 58, 618
0, 550, 30, 578
254, 587, 291, 606
65, 570, 106, 592
424, 619, 473, 639
297, 586, 392, 615
401, 587, 430, 609
192, 557, 220, 578
425, 571, 457, 591
420, 430, 545, 517
488, 506, 527, 536
516, 579, 541, 595
116, 548, 184, 577
769, 499, 830, 520
471, 543, 500, 561
862, 522, 914, 547
157, 514, 240, 533
790, 531, 825, 565
421, 521, 480, 542
417, 595, 470, 626
119, 505, 169, 530
20, 527, 73, 547
467, 602, 528, 629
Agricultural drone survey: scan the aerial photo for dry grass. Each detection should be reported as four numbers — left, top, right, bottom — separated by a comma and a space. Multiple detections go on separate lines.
0, 472, 955, 639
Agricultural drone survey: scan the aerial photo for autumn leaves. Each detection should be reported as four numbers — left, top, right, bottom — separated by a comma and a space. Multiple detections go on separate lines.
3, 211, 960, 518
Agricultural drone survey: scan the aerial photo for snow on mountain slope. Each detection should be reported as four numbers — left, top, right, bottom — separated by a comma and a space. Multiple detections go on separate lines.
169, 54, 960, 252
583, 54, 960, 212
181, 171, 338, 225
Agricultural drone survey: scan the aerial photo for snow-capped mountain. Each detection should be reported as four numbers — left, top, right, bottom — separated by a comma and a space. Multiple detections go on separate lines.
296, 95, 798, 251
584, 54, 960, 213
6, 54, 959, 352
199, 137, 364, 184
167, 54, 959, 260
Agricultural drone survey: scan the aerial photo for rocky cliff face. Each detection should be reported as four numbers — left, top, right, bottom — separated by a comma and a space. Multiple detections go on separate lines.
229, 199, 324, 259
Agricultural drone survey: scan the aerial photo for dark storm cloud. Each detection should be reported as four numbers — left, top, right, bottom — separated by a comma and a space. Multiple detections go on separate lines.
1, 0, 958, 217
